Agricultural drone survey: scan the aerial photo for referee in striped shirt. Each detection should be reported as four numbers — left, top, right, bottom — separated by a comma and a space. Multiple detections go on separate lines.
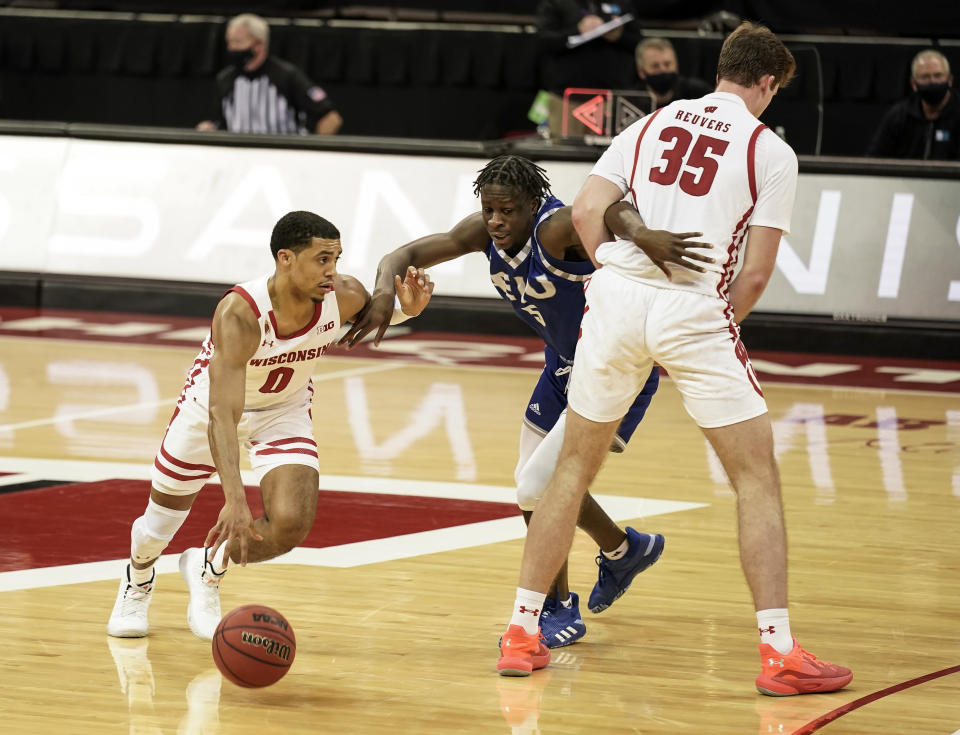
197, 14, 343, 135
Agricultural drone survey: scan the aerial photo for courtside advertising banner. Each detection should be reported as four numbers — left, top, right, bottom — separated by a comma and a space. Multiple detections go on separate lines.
0, 134, 958, 321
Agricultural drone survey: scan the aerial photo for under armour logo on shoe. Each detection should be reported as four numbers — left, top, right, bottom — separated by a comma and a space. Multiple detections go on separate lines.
518, 606, 540, 616
759, 625, 776, 635
768, 657, 785, 667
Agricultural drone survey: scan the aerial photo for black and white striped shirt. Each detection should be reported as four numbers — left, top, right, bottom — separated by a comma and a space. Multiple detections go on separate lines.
215, 57, 337, 135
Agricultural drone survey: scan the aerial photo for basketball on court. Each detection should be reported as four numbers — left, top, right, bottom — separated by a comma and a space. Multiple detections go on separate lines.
212, 605, 297, 688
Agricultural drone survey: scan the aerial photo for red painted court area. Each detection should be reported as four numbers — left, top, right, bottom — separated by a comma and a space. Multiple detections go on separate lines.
0, 479, 519, 573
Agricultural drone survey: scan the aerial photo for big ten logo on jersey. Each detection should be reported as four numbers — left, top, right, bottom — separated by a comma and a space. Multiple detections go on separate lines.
490, 272, 557, 327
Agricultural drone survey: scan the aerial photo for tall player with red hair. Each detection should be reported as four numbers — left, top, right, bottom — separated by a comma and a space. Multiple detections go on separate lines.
498, 22, 853, 695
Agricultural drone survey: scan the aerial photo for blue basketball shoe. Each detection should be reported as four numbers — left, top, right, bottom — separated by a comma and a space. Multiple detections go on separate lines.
588, 528, 665, 613
539, 593, 586, 648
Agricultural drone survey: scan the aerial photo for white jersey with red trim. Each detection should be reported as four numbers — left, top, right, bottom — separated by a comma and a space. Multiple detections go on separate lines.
179, 273, 341, 411
590, 91, 798, 299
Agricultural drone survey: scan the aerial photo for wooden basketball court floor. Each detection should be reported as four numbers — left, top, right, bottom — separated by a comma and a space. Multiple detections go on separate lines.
1, 311, 958, 734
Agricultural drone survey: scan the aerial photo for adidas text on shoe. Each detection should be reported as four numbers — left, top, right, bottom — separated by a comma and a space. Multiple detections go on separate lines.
756, 639, 853, 696
108, 564, 155, 638
588, 528, 665, 614
497, 625, 551, 677
539, 593, 586, 648
179, 547, 223, 641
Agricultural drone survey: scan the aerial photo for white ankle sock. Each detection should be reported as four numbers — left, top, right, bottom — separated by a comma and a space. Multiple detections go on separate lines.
509, 588, 547, 635
602, 536, 629, 560
756, 608, 793, 654
560, 596, 573, 609
130, 564, 154, 586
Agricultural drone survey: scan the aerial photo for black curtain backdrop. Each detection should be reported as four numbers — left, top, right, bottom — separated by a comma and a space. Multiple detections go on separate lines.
1, 12, 957, 153
40, 1, 960, 37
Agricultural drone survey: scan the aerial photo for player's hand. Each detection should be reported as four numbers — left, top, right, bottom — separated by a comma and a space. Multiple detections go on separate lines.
338, 290, 394, 349
395, 265, 435, 318
631, 230, 714, 281
204, 500, 262, 568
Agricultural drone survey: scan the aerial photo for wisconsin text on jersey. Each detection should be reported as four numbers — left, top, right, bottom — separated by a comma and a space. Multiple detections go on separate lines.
249, 345, 330, 367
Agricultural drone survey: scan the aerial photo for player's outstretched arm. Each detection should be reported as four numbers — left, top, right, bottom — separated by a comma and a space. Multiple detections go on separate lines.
604, 202, 715, 281
339, 213, 489, 348
205, 293, 265, 568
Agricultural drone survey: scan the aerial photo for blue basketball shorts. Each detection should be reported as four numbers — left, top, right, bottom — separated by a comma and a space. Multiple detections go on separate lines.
523, 345, 659, 451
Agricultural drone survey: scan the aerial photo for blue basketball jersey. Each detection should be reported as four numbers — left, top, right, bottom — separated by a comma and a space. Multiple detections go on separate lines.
484, 195, 660, 443
484, 195, 594, 364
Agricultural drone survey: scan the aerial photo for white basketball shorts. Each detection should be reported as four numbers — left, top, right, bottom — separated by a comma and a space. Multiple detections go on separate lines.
568, 267, 767, 429
151, 393, 320, 495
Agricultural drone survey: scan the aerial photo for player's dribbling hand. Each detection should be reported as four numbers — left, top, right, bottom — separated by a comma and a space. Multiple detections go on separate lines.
396, 265, 435, 317
633, 230, 715, 281
204, 500, 263, 568
338, 290, 394, 349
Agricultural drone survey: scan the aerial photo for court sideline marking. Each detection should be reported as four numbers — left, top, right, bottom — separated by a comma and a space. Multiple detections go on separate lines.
792, 664, 960, 734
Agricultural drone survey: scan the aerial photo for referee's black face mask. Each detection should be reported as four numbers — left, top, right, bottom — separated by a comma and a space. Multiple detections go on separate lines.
226, 47, 256, 68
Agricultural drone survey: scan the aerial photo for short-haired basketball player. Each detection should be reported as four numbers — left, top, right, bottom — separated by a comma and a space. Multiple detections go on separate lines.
108, 210, 434, 640
498, 23, 853, 694
341, 155, 710, 649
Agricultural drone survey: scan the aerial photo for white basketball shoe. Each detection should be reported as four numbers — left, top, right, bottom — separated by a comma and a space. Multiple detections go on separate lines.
107, 564, 155, 638
179, 547, 224, 640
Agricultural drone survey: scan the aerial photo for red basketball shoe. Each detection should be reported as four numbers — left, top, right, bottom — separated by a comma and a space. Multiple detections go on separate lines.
497, 625, 551, 677
756, 639, 853, 696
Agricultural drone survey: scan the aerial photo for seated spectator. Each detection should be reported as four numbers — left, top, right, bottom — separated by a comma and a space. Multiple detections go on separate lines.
634, 37, 713, 109
867, 49, 958, 160
197, 14, 343, 135
535, 0, 641, 92
535, 0, 640, 137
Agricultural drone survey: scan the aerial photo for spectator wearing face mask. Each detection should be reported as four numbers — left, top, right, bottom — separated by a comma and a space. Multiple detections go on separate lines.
634, 37, 712, 109
867, 49, 958, 160
196, 14, 343, 135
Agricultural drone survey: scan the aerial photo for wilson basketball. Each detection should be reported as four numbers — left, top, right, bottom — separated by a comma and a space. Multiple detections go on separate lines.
212, 605, 296, 688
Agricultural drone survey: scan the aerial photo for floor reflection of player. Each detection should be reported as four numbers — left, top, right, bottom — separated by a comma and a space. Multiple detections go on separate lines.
180, 669, 223, 734
107, 638, 157, 720
497, 671, 551, 735
342, 156, 710, 649
107, 638, 223, 735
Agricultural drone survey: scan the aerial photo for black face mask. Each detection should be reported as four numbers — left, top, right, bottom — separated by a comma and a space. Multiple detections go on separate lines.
225, 47, 255, 68
644, 72, 678, 95
916, 82, 949, 105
